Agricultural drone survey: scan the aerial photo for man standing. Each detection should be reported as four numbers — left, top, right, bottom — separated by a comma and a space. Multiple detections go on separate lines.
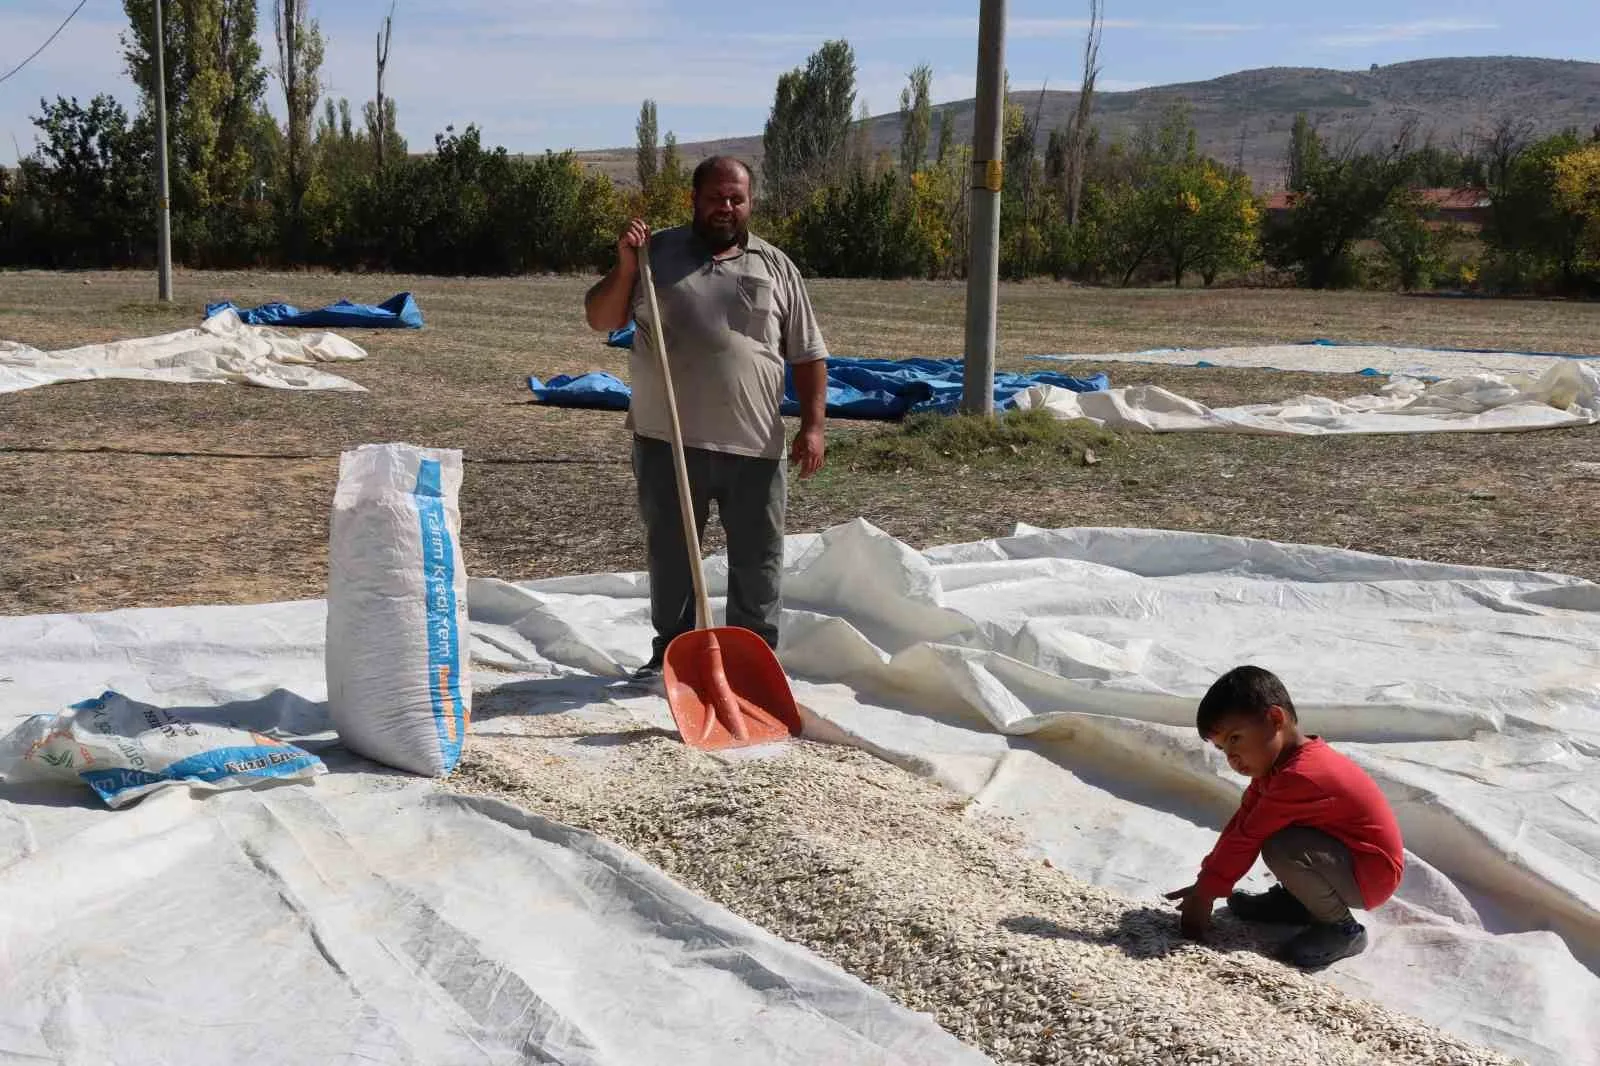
584, 156, 829, 680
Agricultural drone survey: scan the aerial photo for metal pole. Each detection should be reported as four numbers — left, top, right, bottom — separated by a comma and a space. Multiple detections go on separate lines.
961, 0, 1006, 417
153, 0, 173, 301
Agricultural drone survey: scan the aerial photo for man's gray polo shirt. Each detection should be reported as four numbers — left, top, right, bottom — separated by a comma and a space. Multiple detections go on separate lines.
627, 225, 828, 461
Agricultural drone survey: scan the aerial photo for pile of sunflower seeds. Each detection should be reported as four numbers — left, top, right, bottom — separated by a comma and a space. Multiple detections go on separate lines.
449, 709, 1518, 1066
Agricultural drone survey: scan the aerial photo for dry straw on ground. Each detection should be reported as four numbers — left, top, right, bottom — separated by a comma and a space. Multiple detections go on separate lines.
2, 271, 1597, 614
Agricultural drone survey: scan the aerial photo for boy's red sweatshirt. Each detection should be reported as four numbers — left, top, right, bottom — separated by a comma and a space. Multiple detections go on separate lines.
1195, 736, 1405, 908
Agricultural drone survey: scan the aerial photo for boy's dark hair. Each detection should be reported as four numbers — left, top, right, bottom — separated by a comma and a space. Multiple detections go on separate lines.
1196, 665, 1297, 738
692, 155, 754, 194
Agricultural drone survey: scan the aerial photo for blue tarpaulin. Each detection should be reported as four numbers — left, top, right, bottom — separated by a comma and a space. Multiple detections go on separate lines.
528, 356, 1109, 421
525, 371, 633, 411
204, 292, 424, 329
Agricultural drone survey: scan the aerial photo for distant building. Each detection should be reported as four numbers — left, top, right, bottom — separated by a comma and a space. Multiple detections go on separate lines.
1264, 187, 1493, 230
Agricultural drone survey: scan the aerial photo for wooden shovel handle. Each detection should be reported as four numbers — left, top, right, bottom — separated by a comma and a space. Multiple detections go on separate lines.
637, 239, 712, 631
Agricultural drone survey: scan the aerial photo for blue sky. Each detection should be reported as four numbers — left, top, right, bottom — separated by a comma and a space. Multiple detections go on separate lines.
2, 0, 1596, 164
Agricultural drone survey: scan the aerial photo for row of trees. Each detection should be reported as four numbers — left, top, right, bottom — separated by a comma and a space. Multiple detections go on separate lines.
1, 8, 1597, 295
1262, 113, 1600, 293
0, 0, 628, 274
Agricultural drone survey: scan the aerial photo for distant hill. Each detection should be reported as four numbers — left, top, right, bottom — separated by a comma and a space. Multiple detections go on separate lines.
576, 56, 1600, 193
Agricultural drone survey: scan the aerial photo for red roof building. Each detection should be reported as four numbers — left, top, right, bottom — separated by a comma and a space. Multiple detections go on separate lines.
1265, 187, 1493, 228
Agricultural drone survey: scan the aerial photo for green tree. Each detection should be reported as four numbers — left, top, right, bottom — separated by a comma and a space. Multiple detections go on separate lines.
1409, 141, 1482, 187
1045, 127, 1069, 197
1098, 103, 1201, 285
1046, 179, 1111, 280
905, 163, 963, 277
1553, 143, 1600, 281
642, 131, 690, 227
1099, 183, 1164, 285
0, 166, 14, 261
1286, 112, 1321, 193
847, 100, 874, 181
16, 95, 152, 266
1071, 104, 1259, 287
909, 140, 974, 278
788, 169, 922, 278
1188, 163, 1262, 286
1266, 125, 1416, 289
315, 99, 368, 185
273, 0, 325, 227
1484, 132, 1592, 291
761, 39, 857, 213
1064, 0, 1103, 228
361, 96, 406, 172
636, 99, 658, 191
121, 0, 269, 255
1373, 190, 1451, 291
301, 97, 369, 260
898, 64, 933, 175
1000, 81, 1049, 278
935, 108, 954, 165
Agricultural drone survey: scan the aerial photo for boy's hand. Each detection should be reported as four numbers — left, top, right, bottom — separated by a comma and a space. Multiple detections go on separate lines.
1164, 883, 1215, 941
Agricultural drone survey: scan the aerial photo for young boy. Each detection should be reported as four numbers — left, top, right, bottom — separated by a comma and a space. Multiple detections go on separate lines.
1165, 665, 1405, 969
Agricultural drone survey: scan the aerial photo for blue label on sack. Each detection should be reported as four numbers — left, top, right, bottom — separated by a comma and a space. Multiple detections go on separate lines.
79, 745, 323, 803
414, 459, 467, 771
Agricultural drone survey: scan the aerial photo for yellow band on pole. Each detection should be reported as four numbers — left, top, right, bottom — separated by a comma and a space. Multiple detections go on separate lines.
984, 159, 1004, 192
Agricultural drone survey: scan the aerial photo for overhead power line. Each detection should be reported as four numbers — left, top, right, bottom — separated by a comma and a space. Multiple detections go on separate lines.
0, 0, 91, 87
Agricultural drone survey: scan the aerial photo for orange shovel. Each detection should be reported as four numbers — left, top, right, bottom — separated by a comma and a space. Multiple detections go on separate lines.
635, 236, 804, 750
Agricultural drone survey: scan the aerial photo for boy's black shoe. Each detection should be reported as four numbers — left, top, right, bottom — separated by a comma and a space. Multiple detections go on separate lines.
1278, 917, 1368, 970
1227, 884, 1314, 924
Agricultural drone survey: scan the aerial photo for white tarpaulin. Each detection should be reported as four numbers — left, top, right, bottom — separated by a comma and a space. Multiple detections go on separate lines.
0, 645, 988, 1062
467, 522, 1600, 1066
1014, 359, 1600, 435
0, 309, 367, 394
1031, 342, 1599, 379
2, 522, 1597, 1065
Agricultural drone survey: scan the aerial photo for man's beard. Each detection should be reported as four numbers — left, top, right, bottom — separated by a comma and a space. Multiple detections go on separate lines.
693, 213, 746, 252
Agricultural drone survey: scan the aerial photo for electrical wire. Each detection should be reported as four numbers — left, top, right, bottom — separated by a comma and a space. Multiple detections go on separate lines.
0, 0, 92, 87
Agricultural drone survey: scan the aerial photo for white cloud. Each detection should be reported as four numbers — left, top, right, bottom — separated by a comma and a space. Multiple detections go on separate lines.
1320, 18, 1497, 47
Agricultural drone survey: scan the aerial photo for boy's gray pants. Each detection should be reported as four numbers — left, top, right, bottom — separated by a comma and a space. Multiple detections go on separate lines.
1263, 826, 1365, 923
632, 434, 785, 661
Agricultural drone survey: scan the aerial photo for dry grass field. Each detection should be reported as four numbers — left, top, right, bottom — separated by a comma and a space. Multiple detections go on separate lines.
2, 268, 1597, 618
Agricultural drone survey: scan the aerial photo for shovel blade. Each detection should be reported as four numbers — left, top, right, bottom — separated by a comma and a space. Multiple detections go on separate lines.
662, 626, 801, 750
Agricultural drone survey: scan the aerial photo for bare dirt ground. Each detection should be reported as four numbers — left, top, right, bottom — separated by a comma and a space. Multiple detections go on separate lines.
3, 268, 1596, 615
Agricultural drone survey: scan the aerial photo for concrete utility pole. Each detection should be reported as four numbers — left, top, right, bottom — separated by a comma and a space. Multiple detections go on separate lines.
153, 0, 173, 302
962, 0, 1006, 416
